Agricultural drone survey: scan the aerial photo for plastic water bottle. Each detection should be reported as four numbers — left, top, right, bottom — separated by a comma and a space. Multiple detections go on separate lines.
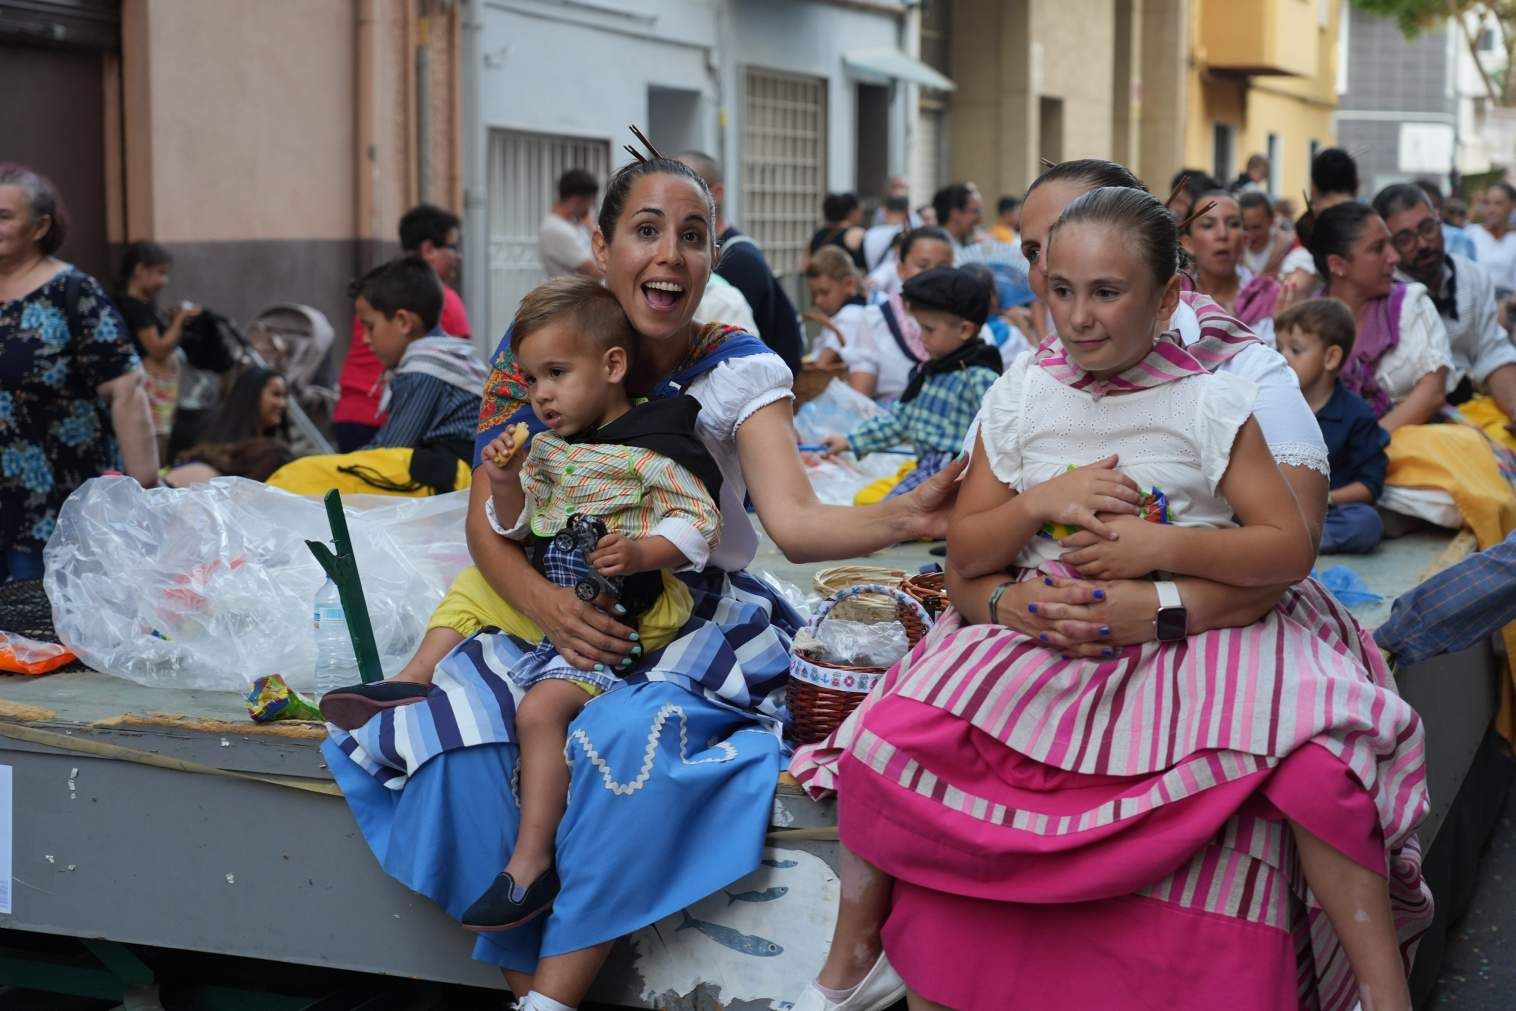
313, 575, 359, 697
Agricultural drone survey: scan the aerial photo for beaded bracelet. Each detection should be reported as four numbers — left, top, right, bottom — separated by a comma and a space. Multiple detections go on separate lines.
988, 579, 1018, 625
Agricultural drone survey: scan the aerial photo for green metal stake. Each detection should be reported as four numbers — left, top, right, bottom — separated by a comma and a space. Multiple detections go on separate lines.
304, 489, 383, 684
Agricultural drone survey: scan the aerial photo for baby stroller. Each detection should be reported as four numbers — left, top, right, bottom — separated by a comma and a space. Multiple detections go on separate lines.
241, 303, 339, 456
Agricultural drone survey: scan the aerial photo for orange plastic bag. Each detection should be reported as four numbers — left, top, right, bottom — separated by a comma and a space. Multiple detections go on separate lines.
0, 632, 76, 676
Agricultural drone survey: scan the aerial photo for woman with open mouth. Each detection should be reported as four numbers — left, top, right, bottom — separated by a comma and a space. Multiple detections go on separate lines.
320, 129, 963, 1011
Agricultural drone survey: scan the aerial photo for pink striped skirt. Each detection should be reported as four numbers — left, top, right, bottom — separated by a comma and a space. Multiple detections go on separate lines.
792, 579, 1432, 1010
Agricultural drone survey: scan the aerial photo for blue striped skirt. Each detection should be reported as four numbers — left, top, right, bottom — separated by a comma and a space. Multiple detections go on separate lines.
323, 569, 800, 971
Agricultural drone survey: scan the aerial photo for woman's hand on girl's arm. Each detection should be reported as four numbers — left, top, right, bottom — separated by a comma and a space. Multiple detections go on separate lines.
464, 476, 634, 671
740, 400, 962, 561
1378, 368, 1448, 432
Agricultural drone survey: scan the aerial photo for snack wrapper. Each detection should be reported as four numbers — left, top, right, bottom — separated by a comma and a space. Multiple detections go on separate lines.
1138, 487, 1170, 524
245, 673, 322, 723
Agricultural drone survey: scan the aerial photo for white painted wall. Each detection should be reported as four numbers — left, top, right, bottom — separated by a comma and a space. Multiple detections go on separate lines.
467, 0, 913, 336
477, 0, 719, 153
719, 0, 908, 224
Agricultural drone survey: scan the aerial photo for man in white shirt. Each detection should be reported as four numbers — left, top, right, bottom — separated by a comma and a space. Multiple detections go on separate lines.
1239, 191, 1288, 277
1466, 181, 1516, 297
1376, 182, 1516, 430
538, 168, 600, 278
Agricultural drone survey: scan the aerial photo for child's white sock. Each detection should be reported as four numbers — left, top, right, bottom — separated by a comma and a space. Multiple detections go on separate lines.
518, 991, 574, 1011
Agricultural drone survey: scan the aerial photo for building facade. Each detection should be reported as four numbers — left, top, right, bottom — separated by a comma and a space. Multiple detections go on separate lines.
1335, 5, 1460, 197
1184, 0, 1342, 201
930, 0, 1342, 212
4, 0, 465, 353
461, 0, 941, 344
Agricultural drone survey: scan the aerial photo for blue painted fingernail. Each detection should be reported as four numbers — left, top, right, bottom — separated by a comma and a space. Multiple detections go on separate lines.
1043, 577, 1054, 586
594, 663, 605, 671
1039, 633, 1049, 642
1093, 589, 1105, 600
631, 645, 643, 656
1100, 625, 1111, 636
1102, 647, 1114, 657
617, 659, 632, 668
614, 604, 627, 615
1027, 603, 1038, 614
629, 632, 640, 642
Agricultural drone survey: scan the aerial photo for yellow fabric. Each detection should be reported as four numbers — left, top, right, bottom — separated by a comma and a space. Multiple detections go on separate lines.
266, 448, 472, 498
426, 564, 693, 654
852, 460, 918, 506
1385, 423, 1516, 739
1458, 393, 1516, 452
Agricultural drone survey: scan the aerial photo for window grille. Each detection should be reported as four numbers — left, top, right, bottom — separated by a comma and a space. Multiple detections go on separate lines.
487, 128, 610, 339
742, 67, 827, 276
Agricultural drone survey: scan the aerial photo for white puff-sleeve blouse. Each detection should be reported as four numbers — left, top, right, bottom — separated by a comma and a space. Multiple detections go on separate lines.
979, 353, 1258, 571
684, 351, 795, 573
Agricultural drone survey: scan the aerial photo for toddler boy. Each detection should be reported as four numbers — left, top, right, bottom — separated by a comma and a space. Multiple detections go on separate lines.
1277, 298, 1390, 554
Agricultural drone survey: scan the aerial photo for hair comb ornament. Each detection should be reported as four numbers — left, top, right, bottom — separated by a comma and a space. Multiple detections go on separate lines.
1176, 199, 1218, 233
624, 124, 664, 164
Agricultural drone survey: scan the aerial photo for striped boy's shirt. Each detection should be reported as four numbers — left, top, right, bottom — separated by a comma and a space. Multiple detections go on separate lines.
513, 433, 722, 571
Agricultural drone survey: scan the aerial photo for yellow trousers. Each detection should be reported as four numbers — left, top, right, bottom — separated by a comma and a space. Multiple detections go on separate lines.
428, 564, 693, 654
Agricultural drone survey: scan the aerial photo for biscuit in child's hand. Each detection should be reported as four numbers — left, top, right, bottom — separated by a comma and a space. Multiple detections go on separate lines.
491, 422, 531, 467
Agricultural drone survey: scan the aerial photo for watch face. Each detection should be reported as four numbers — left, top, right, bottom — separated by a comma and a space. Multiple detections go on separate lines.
1156, 607, 1187, 641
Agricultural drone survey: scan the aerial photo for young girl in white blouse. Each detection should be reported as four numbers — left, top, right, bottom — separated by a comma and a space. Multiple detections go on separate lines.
789, 186, 1426, 1011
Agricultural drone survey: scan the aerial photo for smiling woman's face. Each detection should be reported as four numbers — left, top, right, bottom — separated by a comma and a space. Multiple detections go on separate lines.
593, 173, 714, 342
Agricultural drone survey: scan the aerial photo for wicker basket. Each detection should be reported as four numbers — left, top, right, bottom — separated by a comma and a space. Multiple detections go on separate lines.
902, 569, 948, 618
793, 360, 849, 406
812, 565, 907, 623
788, 584, 932, 745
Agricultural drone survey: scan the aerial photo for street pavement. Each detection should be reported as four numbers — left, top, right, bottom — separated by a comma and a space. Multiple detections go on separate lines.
1429, 783, 1516, 1008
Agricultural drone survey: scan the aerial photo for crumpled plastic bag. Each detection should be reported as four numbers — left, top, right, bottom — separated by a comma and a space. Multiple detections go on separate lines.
795, 618, 909, 668
753, 570, 819, 624
44, 476, 472, 693
794, 379, 885, 445
802, 453, 913, 506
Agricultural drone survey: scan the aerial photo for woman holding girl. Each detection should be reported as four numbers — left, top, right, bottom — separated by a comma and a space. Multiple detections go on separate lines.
789, 162, 1431, 1011
320, 139, 959, 1011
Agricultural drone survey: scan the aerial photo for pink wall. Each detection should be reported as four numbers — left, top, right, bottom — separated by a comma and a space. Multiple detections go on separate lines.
123, 0, 358, 243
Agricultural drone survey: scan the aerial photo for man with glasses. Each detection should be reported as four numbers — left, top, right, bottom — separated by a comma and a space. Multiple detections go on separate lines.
1374, 183, 1516, 437
333, 204, 473, 452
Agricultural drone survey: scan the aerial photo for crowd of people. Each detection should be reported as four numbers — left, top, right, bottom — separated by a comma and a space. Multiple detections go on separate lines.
7, 130, 1516, 1011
